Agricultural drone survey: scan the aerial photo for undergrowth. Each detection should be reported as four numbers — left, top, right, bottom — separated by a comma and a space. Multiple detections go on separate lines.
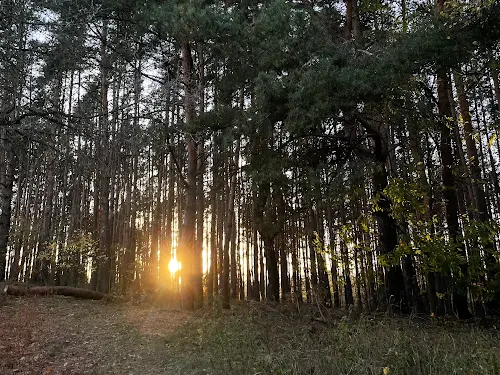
162, 301, 500, 375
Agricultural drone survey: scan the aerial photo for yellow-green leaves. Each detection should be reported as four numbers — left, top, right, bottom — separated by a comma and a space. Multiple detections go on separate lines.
488, 133, 497, 148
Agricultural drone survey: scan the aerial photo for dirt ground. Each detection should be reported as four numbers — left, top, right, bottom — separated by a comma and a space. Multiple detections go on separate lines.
0, 296, 191, 375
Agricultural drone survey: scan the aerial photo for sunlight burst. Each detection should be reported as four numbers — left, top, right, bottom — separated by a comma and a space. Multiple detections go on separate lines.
168, 258, 182, 274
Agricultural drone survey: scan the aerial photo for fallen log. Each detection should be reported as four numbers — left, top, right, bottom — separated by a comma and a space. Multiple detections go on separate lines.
5, 285, 106, 300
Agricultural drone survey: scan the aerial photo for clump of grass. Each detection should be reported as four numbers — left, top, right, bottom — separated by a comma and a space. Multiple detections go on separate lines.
162, 302, 500, 375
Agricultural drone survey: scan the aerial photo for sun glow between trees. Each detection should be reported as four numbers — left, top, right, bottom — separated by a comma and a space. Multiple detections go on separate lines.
168, 258, 182, 275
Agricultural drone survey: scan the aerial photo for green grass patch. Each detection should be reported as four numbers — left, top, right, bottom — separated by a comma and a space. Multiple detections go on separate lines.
162, 303, 500, 375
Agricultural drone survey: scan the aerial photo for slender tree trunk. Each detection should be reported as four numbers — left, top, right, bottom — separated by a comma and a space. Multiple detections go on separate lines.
409, 130, 438, 314
217, 171, 225, 296
162, 153, 175, 298
253, 224, 260, 301
436, 68, 472, 319
491, 62, 500, 113
180, 41, 198, 310
194, 52, 206, 309
150, 156, 163, 291
223, 138, 240, 308
327, 204, 340, 308
0, 137, 15, 281
344, 0, 360, 40
372, 159, 407, 312
307, 208, 318, 290
255, 181, 279, 302
208, 134, 218, 304
98, 20, 112, 294
278, 190, 290, 300
229, 145, 239, 300
454, 71, 500, 312
340, 200, 354, 307
361, 186, 376, 310
194, 142, 205, 309
310, 206, 332, 306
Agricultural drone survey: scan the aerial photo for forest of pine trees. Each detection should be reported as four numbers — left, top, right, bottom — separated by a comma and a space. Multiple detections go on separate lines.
1, 0, 500, 319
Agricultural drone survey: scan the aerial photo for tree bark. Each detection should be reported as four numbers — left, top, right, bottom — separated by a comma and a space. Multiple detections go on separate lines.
180, 41, 198, 310
454, 71, 500, 312
0, 137, 15, 282
491, 62, 500, 113
255, 181, 280, 302
436, 68, 472, 319
98, 20, 112, 294
339, 200, 354, 307
372, 159, 408, 313
344, 0, 360, 40
223, 138, 240, 308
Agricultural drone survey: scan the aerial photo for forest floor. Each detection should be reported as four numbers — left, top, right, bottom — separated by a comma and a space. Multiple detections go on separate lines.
1, 297, 500, 375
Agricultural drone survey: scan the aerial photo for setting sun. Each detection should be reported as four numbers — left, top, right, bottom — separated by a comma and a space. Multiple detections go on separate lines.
168, 258, 182, 274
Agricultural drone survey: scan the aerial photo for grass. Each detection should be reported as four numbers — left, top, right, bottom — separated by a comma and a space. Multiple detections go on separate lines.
1, 297, 499, 374
163, 301, 500, 375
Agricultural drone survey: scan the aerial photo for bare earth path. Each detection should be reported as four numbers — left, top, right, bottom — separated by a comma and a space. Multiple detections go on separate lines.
0, 297, 190, 374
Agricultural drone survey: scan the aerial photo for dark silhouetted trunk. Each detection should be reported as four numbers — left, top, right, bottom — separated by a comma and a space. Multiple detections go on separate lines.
223, 138, 239, 309
436, 67, 472, 319
180, 41, 198, 310
0, 139, 15, 281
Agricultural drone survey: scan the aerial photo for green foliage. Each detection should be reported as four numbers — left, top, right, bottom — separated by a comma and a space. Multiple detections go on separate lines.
383, 177, 500, 298
383, 178, 448, 270
149, 0, 230, 42
54, 231, 97, 271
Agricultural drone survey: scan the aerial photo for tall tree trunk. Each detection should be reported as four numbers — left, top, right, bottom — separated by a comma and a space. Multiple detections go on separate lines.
230, 140, 240, 300
194, 141, 205, 309
454, 71, 500, 312
150, 156, 162, 291
208, 135, 218, 304
344, 0, 360, 40
252, 224, 260, 301
435, 68, 472, 319
180, 41, 198, 310
357, 115, 408, 312
194, 51, 206, 309
163, 149, 175, 291
491, 61, 500, 113
372, 159, 407, 312
223, 138, 240, 308
339, 200, 354, 307
278, 190, 290, 300
98, 20, 112, 294
327, 204, 340, 308
39, 153, 55, 285
310, 206, 332, 306
0, 137, 15, 282
255, 181, 280, 302
307, 204, 318, 293
361, 186, 376, 310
